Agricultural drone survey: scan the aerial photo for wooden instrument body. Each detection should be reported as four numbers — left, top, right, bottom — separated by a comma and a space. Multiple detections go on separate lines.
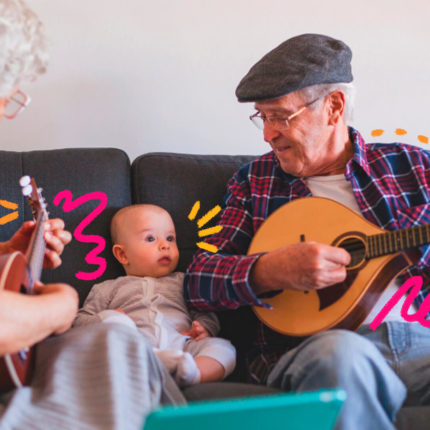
0, 177, 47, 392
0, 252, 35, 391
248, 197, 420, 337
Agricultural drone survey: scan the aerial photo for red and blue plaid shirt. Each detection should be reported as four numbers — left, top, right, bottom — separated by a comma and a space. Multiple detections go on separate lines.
184, 127, 430, 383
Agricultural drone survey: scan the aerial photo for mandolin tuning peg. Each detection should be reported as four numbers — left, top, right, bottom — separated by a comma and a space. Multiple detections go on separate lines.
22, 185, 32, 197
19, 176, 31, 187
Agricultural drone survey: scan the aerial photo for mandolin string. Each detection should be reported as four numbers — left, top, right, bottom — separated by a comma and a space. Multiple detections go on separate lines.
365, 225, 429, 258
26, 210, 47, 286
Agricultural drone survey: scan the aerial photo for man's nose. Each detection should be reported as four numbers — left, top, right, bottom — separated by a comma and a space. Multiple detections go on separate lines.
263, 122, 281, 143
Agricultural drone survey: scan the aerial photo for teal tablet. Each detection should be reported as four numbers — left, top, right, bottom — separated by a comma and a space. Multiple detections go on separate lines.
144, 388, 346, 430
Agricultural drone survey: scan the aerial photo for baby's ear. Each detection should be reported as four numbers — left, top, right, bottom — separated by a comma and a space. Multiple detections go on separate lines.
112, 244, 128, 265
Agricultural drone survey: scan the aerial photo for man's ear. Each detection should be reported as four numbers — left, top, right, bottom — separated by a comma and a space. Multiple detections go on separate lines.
327, 91, 345, 125
112, 244, 128, 265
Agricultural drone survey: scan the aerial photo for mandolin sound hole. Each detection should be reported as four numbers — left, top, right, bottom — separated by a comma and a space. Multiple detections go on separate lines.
337, 237, 366, 269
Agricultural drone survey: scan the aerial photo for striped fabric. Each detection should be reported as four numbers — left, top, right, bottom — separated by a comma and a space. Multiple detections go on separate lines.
0, 323, 185, 430
184, 127, 430, 383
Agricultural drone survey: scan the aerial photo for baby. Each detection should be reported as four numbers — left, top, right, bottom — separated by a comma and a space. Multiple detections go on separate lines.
74, 204, 236, 386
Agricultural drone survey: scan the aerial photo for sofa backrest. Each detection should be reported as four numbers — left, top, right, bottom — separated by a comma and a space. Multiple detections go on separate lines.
131, 152, 255, 271
0, 148, 131, 304
0, 148, 257, 381
0, 149, 257, 300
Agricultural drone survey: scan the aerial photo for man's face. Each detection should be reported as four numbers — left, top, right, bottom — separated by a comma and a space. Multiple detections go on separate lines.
254, 91, 334, 177
116, 207, 179, 278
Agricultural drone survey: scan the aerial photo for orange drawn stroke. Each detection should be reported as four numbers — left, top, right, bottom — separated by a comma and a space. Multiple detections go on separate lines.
0, 200, 19, 225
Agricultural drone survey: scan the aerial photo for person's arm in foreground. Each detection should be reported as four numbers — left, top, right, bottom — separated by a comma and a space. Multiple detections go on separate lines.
0, 219, 78, 355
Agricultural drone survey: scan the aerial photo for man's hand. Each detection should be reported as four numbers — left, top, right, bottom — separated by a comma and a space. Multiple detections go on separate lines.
181, 321, 210, 341
250, 241, 351, 295
4, 219, 72, 269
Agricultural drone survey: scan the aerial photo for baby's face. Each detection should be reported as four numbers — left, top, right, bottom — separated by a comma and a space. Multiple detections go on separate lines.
117, 208, 179, 278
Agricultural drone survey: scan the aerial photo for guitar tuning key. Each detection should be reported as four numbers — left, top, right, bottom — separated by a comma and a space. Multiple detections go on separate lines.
19, 175, 31, 187
22, 185, 33, 197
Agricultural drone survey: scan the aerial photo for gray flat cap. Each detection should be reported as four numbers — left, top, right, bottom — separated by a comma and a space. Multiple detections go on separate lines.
235, 33, 353, 102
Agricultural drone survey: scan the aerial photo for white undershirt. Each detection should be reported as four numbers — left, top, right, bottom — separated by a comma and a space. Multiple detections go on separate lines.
304, 174, 415, 324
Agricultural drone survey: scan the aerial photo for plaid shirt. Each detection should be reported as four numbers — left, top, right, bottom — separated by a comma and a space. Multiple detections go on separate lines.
184, 127, 430, 384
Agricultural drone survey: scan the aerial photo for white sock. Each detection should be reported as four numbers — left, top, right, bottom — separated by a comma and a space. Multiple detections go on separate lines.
153, 349, 201, 387
174, 352, 201, 387
153, 349, 185, 373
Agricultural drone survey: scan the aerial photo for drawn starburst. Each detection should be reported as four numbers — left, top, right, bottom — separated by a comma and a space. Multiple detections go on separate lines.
0, 199, 19, 225
188, 201, 223, 253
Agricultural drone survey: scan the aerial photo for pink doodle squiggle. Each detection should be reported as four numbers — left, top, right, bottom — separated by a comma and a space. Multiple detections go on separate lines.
369, 276, 430, 330
53, 190, 107, 281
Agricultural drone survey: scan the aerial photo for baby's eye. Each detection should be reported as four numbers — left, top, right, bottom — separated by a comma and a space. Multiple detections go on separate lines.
167, 235, 175, 242
145, 235, 155, 242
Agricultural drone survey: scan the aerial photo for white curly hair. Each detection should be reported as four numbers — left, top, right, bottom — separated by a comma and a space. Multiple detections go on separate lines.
0, 0, 48, 98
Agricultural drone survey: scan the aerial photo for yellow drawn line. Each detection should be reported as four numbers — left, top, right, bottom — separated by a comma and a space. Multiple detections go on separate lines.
371, 129, 384, 137
0, 200, 18, 210
0, 211, 18, 225
197, 242, 218, 253
0, 200, 19, 225
418, 135, 429, 144
198, 225, 223, 237
188, 201, 200, 221
197, 205, 221, 228
371, 129, 428, 145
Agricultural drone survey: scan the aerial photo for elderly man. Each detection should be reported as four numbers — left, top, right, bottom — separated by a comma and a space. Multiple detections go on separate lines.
185, 34, 430, 429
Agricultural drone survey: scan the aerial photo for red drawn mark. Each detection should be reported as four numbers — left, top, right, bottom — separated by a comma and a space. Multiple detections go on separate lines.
53, 190, 107, 281
369, 276, 430, 330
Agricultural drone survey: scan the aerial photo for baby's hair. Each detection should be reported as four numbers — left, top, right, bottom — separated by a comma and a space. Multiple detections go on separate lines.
110, 204, 169, 244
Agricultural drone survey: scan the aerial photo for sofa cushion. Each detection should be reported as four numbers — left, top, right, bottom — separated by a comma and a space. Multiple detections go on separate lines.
0, 148, 131, 304
131, 152, 256, 271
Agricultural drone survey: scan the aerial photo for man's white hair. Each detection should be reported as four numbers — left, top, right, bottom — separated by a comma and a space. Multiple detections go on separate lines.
0, 0, 48, 98
297, 82, 356, 124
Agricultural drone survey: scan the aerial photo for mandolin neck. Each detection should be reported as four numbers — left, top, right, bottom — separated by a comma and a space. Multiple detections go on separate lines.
367, 224, 430, 259
25, 211, 47, 291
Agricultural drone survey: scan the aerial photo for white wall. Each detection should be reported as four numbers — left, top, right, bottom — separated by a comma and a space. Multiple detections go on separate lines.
2, 0, 430, 161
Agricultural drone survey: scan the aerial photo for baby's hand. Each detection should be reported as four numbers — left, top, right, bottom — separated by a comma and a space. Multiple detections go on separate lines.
181, 321, 209, 341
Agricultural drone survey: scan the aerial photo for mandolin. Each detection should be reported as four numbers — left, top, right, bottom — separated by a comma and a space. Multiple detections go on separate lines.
248, 196, 424, 337
0, 177, 49, 392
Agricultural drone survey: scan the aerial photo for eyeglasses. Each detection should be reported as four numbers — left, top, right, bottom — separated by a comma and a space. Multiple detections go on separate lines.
249, 95, 325, 131
3, 89, 31, 119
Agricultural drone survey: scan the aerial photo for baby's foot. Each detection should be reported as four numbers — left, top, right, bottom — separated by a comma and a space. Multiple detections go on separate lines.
153, 349, 200, 387
153, 349, 185, 373
174, 352, 201, 387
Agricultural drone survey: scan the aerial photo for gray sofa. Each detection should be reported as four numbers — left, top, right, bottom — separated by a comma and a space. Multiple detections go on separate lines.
0, 148, 427, 429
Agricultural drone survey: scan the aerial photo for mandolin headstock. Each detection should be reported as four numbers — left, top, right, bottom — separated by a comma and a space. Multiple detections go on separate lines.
19, 176, 49, 222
